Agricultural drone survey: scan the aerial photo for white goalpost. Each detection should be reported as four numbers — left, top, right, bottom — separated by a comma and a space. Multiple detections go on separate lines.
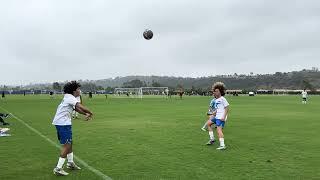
114, 88, 142, 98
140, 87, 169, 98
114, 87, 169, 98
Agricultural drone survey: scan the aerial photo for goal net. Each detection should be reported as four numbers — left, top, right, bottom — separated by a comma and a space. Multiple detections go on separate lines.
114, 88, 142, 98
114, 87, 169, 98
140, 87, 169, 98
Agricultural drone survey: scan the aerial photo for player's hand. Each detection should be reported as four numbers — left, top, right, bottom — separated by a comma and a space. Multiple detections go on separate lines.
85, 113, 93, 121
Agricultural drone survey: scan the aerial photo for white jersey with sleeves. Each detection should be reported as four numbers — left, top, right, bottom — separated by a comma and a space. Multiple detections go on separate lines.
52, 94, 78, 126
76, 96, 81, 103
214, 96, 230, 119
302, 91, 307, 98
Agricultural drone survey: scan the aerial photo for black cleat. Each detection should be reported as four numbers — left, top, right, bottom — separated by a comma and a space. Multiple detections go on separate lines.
206, 140, 215, 145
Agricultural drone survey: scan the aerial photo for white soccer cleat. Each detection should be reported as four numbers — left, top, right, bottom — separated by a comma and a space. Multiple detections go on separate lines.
216, 146, 226, 150
201, 127, 207, 131
53, 167, 69, 176
67, 162, 81, 170
0, 128, 10, 133
0, 133, 11, 137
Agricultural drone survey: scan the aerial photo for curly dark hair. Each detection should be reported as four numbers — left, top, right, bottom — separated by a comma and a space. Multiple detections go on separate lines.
63, 81, 81, 94
213, 82, 226, 96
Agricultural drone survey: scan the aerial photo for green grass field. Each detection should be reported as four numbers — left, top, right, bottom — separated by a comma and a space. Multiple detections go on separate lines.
0, 95, 319, 180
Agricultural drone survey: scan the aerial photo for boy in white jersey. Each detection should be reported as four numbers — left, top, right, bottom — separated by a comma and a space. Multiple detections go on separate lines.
52, 81, 93, 176
302, 89, 308, 104
206, 82, 229, 150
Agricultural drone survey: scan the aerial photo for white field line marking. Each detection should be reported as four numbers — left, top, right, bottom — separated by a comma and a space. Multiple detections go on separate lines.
0, 106, 112, 180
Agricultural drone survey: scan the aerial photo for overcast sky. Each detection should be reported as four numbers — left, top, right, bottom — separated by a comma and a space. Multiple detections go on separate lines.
0, 0, 319, 85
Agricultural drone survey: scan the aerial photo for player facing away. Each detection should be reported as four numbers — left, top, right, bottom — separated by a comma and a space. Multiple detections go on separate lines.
165, 88, 169, 99
201, 96, 216, 131
49, 91, 54, 99
302, 89, 308, 104
52, 81, 93, 176
206, 82, 229, 150
178, 91, 184, 99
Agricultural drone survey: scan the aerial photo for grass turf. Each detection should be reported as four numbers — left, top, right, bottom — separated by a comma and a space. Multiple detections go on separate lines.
0, 95, 319, 180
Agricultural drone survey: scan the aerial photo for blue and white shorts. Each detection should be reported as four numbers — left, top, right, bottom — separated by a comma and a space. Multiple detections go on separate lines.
55, 125, 72, 144
210, 118, 226, 128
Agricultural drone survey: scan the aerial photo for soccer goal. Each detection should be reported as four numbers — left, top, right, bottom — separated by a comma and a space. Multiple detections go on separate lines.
114, 88, 142, 98
114, 87, 169, 98
140, 87, 169, 98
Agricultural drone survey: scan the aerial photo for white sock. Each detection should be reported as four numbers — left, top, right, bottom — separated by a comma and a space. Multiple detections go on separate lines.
219, 138, 225, 147
56, 157, 66, 169
67, 152, 74, 163
209, 131, 214, 140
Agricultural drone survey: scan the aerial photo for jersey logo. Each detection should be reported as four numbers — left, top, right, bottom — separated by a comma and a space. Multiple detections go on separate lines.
214, 101, 221, 109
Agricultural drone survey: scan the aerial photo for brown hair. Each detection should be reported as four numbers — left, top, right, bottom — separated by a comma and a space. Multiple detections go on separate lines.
213, 82, 226, 96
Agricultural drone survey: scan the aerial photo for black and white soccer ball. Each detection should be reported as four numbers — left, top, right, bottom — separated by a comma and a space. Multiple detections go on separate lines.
143, 29, 153, 40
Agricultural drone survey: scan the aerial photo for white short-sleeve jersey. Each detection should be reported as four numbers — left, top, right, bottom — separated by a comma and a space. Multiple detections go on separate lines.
302, 91, 307, 98
52, 94, 78, 125
214, 96, 230, 119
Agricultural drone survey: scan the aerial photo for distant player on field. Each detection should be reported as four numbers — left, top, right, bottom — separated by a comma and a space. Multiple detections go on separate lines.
49, 91, 54, 99
178, 91, 184, 99
52, 81, 93, 176
165, 88, 169, 99
302, 89, 308, 104
206, 82, 229, 150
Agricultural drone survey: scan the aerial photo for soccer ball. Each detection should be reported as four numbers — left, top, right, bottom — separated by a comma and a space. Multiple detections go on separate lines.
143, 29, 153, 40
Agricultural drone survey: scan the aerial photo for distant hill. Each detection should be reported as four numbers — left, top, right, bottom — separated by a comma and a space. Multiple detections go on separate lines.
2, 68, 320, 91
94, 69, 320, 90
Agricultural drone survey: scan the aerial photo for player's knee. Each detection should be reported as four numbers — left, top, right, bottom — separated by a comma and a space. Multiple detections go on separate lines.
60, 150, 68, 158
217, 127, 223, 135
63, 144, 71, 150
